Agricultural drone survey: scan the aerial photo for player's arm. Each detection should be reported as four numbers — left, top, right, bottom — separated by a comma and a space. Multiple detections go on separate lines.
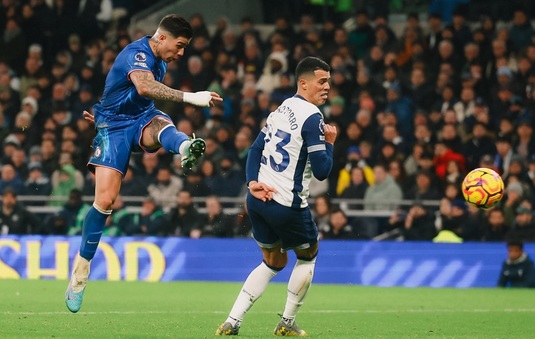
245, 128, 276, 201
302, 113, 337, 181
246, 127, 266, 186
129, 70, 222, 107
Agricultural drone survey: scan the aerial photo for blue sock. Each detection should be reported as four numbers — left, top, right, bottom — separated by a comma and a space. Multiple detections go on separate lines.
79, 205, 112, 261
158, 125, 188, 154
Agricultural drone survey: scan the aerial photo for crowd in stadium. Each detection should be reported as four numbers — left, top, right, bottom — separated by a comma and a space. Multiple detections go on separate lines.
1, 0, 535, 242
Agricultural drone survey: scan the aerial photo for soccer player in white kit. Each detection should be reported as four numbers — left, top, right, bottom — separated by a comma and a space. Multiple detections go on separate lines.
216, 56, 337, 336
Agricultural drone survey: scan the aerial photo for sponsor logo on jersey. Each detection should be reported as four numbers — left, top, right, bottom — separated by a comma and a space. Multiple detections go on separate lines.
134, 62, 148, 68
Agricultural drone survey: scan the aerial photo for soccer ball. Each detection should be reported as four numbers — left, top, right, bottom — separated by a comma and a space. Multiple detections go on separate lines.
461, 168, 504, 209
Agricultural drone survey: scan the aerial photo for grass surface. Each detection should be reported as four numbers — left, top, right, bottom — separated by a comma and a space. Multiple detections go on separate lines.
0, 280, 534, 338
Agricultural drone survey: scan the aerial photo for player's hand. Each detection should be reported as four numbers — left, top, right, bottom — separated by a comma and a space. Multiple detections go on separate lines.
324, 124, 337, 145
183, 91, 223, 107
248, 181, 277, 202
83, 110, 95, 124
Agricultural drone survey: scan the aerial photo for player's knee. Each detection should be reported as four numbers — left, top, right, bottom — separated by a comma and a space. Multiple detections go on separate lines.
296, 249, 318, 262
263, 255, 287, 269
94, 196, 115, 211
263, 260, 285, 271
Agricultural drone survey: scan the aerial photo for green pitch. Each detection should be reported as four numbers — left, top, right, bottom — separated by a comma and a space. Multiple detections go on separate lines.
1, 280, 534, 338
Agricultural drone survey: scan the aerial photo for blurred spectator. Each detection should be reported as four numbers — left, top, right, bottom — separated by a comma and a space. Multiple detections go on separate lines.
43, 189, 90, 235
147, 167, 183, 213
348, 9, 374, 60
462, 204, 486, 241
340, 166, 370, 211
503, 180, 528, 225
119, 165, 148, 198
364, 164, 403, 211
385, 83, 414, 138
9, 147, 28, 180
444, 159, 464, 188
405, 169, 442, 201
388, 159, 409, 191
312, 194, 331, 235
233, 130, 252, 179
49, 151, 84, 206
182, 167, 211, 197
463, 123, 497, 170
513, 121, 535, 160
256, 51, 288, 96
0, 187, 40, 235
509, 9, 534, 54
482, 208, 509, 242
39, 139, 59, 176
321, 208, 356, 240
497, 239, 535, 288
336, 146, 373, 196
197, 195, 234, 238
433, 141, 465, 181
23, 161, 51, 197
401, 203, 437, 241
0, 17, 26, 74
0, 163, 23, 195
434, 199, 466, 243
508, 200, 535, 242
138, 153, 159, 186
123, 197, 165, 236
494, 136, 514, 177
164, 190, 203, 237
209, 155, 244, 197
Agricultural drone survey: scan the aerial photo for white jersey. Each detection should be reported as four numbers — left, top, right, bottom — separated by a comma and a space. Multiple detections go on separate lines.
257, 96, 327, 208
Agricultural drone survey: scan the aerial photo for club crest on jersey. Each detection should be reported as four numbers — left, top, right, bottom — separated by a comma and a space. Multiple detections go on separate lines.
94, 146, 102, 158
319, 119, 325, 134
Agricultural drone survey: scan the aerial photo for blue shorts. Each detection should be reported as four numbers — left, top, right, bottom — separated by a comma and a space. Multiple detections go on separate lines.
87, 109, 172, 176
247, 193, 318, 252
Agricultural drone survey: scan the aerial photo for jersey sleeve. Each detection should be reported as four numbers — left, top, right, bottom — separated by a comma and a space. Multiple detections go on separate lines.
245, 126, 267, 185
302, 113, 333, 181
124, 49, 155, 80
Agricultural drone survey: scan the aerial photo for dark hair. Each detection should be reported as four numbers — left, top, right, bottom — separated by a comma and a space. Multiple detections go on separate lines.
507, 239, 524, 249
158, 14, 193, 39
2, 187, 16, 198
330, 208, 347, 218
295, 56, 330, 79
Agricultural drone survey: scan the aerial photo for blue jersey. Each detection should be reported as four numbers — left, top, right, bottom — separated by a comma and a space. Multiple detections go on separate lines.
93, 36, 167, 121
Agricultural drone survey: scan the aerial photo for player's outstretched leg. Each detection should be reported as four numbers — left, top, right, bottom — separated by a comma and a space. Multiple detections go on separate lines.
181, 135, 206, 169
65, 254, 90, 313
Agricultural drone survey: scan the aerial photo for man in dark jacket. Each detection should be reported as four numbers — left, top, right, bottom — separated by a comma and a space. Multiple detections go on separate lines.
0, 187, 41, 235
497, 240, 535, 288
164, 190, 203, 237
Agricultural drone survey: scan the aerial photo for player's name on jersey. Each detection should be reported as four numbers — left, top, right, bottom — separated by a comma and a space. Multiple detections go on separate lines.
276, 105, 299, 130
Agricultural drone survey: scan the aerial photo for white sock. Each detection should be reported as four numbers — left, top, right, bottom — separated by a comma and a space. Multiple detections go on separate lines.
71, 254, 91, 293
226, 262, 279, 327
282, 258, 316, 323
178, 140, 191, 155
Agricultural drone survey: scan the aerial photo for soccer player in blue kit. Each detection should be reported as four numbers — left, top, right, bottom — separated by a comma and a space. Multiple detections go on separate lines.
65, 14, 222, 313
216, 57, 337, 336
